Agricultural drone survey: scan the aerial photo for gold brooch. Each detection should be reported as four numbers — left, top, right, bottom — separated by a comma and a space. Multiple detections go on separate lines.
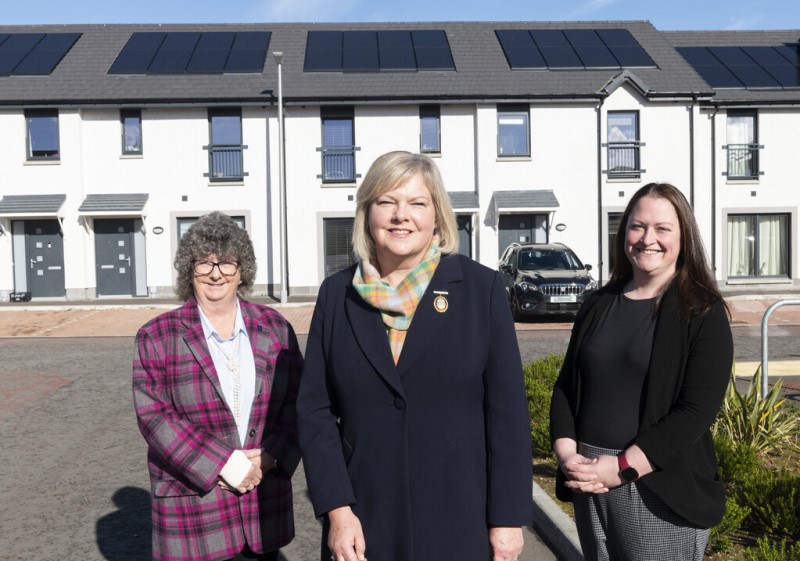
433, 291, 449, 313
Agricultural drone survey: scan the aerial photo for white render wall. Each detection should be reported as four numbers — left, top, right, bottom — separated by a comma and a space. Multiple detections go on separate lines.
1, 89, 798, 301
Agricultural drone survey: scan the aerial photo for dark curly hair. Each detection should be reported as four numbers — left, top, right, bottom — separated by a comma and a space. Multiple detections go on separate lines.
173, 212, 256, 301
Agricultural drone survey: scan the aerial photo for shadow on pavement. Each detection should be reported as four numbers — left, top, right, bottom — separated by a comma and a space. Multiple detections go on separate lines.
96, 486, 151, 561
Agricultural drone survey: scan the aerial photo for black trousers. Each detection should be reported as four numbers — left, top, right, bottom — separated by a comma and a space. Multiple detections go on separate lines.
230, 545, 279, 561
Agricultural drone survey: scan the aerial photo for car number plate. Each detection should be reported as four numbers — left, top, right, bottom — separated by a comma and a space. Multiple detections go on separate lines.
551, 295, 577, 303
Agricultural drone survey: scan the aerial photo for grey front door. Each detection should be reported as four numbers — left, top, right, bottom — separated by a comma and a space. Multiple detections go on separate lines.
25, 220, 65, 297
498, 214, 548, 255
95, 219, 135, 296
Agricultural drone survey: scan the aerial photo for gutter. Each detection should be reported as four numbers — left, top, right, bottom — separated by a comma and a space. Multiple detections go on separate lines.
596, 97, 604, 285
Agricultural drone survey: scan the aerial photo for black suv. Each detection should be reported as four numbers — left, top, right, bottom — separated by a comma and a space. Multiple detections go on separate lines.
498, 242, 597, 320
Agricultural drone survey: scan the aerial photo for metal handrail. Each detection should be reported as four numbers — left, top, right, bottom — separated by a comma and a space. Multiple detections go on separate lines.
760, 298, 800, 397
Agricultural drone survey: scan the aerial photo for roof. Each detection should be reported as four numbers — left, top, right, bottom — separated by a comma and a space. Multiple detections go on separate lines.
77, 193, 148, 215
493, 190, 560, 210
0, 194, 66, 216
664, 30, 800, 104
0, 21, 716, 107
448, 191, 479, 210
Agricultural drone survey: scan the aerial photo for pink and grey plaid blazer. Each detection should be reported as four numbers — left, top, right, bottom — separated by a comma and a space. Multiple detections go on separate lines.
132, 298, 303, 561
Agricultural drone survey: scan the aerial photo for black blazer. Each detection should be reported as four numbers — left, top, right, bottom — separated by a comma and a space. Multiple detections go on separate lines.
297, 254, 533, 561
550, 282, 733, 528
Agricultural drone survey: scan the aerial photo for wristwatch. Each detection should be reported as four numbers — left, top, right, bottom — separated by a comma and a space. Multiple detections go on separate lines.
618, 453, 640, 483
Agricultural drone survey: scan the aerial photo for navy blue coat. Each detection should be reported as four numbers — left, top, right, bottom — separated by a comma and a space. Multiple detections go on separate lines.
297, 254, 534, 561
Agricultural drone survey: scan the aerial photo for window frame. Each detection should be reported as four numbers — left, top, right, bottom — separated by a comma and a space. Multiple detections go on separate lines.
320, 106, 357, 184
177, 215, 246, 239
205, 108, 246, 182
419, 105, 441, 154
606, 111, 643, 179
724, 110, 761, 180
496, 104, 530, 158
726, 212, 790, 279
25, 109, 60, 161
120, 109, 143, 155
323, 217, 356, 277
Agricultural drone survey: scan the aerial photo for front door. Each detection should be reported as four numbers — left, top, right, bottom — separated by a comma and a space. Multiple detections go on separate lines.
498, 214, 548, 255
25, 220, 66, 297
95, 219, 135, 296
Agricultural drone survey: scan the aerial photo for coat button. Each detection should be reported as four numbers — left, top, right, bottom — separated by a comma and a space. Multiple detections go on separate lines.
394, 398, 406, 410
249, 429, 256, 438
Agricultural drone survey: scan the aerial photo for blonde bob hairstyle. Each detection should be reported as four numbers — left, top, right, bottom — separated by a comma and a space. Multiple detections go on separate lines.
352, 151, 459, 262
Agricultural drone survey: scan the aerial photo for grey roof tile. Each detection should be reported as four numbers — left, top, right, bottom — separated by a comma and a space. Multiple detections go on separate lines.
493, 190, 560, 209
77, 193, 148, 213
0, 194, 67, 215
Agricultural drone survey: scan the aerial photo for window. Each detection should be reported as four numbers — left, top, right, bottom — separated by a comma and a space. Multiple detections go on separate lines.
323, 218, 355, 277
25, 109, 60, 160
178, 215, 246, 239
607, 112, 643, 178
727, 214, 789, 278
420, 105, 441, 154
121, 109, 142, 155
607, 212, 623, 276
206, 109, 245, 181
725, 111, 761, 180
497, 105, 530, 157
321, 107, 356, 183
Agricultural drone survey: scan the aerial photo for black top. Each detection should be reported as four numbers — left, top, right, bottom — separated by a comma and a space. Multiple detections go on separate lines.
577, 293, 656, 448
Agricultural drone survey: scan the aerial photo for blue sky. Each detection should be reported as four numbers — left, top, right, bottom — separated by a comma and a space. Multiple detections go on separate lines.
6, 0, 799, 30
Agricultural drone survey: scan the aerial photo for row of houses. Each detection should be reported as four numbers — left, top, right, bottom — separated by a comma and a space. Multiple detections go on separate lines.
0, 21, 798, 301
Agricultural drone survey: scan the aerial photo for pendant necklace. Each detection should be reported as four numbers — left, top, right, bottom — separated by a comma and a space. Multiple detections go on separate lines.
211, 333, 241, 426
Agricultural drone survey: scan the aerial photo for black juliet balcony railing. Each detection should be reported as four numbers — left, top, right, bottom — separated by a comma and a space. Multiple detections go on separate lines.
723, 143, 764, 180
204, 144, 248, 181
604, 141, 646, 179
317, 145, 360, 183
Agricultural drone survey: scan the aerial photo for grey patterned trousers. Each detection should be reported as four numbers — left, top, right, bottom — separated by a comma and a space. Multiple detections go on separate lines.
572, 442, 710, 561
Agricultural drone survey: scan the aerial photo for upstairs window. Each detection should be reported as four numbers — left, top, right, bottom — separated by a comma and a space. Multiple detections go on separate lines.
121, 109, 143, 155
26, 109, 60, 160
606, 111, 644, 178
497, 105, 529, 157
420, 105, 441, 154
725, 111, 762, 180
320, 107, 357, 183
205, 109, 246, 181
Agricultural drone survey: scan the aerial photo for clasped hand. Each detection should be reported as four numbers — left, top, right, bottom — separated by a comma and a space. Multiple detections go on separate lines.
218, 448, 277, 494
559, 453, 622, 493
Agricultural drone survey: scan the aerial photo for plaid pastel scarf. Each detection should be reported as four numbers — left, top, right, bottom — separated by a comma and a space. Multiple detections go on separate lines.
353, 242, 441, 364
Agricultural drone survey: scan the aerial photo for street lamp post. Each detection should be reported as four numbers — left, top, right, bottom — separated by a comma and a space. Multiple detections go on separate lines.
273, 51, 288, 304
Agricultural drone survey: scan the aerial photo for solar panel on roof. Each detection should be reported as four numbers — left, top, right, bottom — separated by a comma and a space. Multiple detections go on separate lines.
0, 34, 10, 47
225, 32, 270, 73
411, 30, 455, 70
596, 29, 639, 47
109, 32, 165, 74
774, 45, 800, 66
689, 63, 745, 88
676, 46, 720, 66
741, 46, 793, 67
762, 64, 800, 87
304, 29, 454, 72
378, 31, 416, 70
539, 46, 583, 68
343, 32, 379, 71
709, 47, 756, 67
0, 32, 79, 76
727, 64, 781, 88
186, 32, 234, 73
564, 29, 605, 47
530, 30, 570, 47
573, 44, 618, 67
109, 31, 269, 75
147, 32, 200, 74
496, 28, 655, 70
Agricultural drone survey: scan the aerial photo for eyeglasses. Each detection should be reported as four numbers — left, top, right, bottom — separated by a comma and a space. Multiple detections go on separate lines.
193, 260, 240, 276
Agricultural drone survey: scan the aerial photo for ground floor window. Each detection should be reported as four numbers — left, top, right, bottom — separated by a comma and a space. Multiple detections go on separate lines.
456, 215, 472, 259
607, 212, 623, 277
324, 218, 355, 277
727, 213, 789, 278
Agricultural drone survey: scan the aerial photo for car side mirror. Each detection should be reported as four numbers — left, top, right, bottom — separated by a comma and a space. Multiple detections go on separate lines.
585, 264, 593, 271
501, 264, 513, 274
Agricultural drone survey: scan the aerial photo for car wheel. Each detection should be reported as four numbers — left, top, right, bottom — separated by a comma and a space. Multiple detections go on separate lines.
511, 294, 525, 322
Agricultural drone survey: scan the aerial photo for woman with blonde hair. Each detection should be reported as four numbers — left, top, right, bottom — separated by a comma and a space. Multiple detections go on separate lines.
298, 151, 533, 561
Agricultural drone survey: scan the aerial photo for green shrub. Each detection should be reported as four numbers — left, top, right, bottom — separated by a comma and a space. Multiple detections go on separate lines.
713, 364, 800, 455
715, 431, 761, 489
708, 496, 750, 552
738, 470, 800, 537
743, 536, 800, 561
523, 353, 563, 458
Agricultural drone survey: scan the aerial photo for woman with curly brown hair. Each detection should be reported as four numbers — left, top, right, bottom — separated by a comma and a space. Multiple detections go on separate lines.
133, 211, 303, 561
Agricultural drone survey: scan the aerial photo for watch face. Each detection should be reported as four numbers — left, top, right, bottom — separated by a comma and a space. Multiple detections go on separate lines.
621, 466, 639, 483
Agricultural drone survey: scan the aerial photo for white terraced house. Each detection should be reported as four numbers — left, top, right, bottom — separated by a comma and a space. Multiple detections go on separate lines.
0, 22, 798, 300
